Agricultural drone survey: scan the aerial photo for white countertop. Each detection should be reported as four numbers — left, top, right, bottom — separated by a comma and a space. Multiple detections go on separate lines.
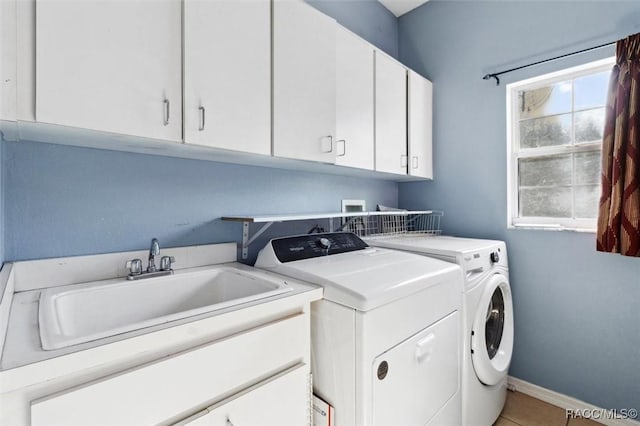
0, 244, 322, 393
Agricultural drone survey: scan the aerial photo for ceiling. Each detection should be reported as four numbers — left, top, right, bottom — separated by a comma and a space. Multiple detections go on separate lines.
378, 0, 430, 17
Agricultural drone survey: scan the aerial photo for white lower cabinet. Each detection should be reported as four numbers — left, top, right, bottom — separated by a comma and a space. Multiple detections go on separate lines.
30, 314, 310, 426
181, 365, 308, 426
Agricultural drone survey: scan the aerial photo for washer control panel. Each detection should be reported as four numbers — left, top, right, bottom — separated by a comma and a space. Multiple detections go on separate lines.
459, 244, 507, 275
271, 232, 369, 263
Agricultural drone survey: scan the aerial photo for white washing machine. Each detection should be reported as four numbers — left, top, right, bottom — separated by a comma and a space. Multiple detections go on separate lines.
368, 236, 514, 426
255, 232, 465, 426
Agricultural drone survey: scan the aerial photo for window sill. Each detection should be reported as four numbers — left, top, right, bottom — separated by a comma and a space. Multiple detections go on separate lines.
508, 223, 596, 233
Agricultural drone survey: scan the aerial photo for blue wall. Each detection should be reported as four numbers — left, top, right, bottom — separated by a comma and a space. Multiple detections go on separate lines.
307, 0, 399, 58
3, 140, 397, 262
399, 0, 640, 411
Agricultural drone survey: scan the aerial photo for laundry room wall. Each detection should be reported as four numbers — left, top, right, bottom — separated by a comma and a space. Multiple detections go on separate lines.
306, 0, 399, 59
3, 140, 397, 262
0, 0, 400, 264
397, 0, 640, 412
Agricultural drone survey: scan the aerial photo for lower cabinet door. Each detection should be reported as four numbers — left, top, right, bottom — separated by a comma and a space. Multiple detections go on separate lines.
31, 315, 307, 426
180, 364, 309, 426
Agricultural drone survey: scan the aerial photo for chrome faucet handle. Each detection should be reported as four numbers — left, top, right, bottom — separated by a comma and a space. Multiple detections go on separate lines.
160, 256, 175, 271
126, 259, 143, 275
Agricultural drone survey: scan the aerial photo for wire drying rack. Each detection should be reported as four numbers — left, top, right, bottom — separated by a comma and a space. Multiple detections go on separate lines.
337, 211, 442, 238
222, 210, 443, 259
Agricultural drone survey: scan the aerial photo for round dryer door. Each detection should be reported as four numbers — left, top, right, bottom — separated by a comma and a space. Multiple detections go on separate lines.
471, 273, 514, 386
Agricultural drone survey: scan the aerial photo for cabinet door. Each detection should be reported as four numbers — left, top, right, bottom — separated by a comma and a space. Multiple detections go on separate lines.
408, 70, 433, 179
184, 0, 270, 155
31, 314, 308, 426
335, 27, 374, 170
180, 365, 309, 426
35, 0, 182, 141
273, 0, 336, 163
1, 0, 17, 121
375, 52, 407, 175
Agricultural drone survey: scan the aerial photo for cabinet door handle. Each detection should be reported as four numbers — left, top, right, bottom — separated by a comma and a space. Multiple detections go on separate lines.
412, 156, 419, 169
199, 106, 205, 131
401, 154, 408, 167
163, 99, 170, 126
336, 139, 346, 157
321, 135, 333, 153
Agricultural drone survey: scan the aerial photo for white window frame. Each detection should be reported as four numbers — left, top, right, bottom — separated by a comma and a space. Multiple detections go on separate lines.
506, 57, 615, 232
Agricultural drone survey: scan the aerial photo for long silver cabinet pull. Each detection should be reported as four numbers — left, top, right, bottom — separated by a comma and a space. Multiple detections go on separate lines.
401, 154, 408, 167
199, 106, 205, 131
336, 139, 346, 157
163, 99, 170, 126
321, 135, 333, 153
412, 156, 419, 169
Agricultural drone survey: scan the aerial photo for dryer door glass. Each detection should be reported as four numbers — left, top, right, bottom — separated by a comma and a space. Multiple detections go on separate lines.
485, 288, 505, 360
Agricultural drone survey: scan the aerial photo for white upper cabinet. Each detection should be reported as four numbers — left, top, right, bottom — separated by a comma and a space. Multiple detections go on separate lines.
0, 0, 17, 122
183, 0, 270, 155
408, 70, 433, 179
25, 0, 433, 180
35, 0, 182, 141
272, 0, 337, 163
335, 27, 374, 170
374, 52, 408, 175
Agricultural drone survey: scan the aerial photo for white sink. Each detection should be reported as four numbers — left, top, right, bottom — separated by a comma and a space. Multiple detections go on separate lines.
39, 266, 293, 350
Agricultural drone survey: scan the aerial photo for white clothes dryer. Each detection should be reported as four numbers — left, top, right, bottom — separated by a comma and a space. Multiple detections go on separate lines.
368, 236, 514, 426
255, 232, 464, 426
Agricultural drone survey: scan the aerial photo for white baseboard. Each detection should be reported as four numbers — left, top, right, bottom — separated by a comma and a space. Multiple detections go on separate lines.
507, 376, 640, 426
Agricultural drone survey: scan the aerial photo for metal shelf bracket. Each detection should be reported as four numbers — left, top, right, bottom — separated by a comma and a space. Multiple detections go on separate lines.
241, 221, 274, 260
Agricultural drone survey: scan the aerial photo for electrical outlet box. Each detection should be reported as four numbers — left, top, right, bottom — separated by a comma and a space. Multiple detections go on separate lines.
341, 199, 366, 213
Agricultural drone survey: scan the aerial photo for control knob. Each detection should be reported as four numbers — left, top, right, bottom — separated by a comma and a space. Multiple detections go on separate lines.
490, 251, 500, 264
319, 237, 331, 250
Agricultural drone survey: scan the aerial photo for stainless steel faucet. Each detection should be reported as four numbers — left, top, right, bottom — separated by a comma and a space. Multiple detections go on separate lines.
148, 238, 160, 272
125, 238, 175, 280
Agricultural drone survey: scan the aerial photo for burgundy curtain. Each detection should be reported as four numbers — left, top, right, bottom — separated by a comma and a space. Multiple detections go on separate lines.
597, 33, 640, 256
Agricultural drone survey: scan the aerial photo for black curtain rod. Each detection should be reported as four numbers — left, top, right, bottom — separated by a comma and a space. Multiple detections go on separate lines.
482, 40, 616, 86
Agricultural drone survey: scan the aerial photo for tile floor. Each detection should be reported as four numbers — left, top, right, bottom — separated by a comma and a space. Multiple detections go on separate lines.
494, 391, 603, 426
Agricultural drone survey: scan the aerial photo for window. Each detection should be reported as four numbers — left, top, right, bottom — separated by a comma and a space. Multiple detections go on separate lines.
506, 57, 615, 231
